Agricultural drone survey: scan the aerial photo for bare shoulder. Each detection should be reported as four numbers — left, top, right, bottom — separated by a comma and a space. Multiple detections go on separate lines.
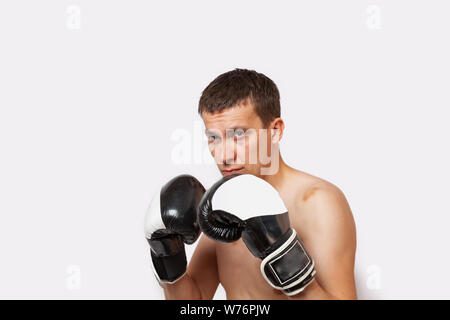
301, 179, 350, 215
285, 169, 357, 299
287, 170, 356, 240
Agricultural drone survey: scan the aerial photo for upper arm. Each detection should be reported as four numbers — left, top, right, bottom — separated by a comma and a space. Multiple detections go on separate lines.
292, 185, 357, 299
187, 234, 220, 299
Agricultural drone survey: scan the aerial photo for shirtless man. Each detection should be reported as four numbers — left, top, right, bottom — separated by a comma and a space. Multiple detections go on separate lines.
148, 69, 357, 300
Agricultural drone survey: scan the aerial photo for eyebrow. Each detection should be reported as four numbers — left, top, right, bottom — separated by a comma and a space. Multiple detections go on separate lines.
205, 129, 219, 136
204, 126, 250, 135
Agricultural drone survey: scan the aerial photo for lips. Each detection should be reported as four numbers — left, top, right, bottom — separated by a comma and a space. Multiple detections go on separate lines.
222, 168, 244, 175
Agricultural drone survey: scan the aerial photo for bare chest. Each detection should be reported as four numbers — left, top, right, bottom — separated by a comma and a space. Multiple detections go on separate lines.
215, 239, 286, 299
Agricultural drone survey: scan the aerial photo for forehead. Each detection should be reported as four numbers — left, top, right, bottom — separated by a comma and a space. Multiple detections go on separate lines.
201, 103, 262, 131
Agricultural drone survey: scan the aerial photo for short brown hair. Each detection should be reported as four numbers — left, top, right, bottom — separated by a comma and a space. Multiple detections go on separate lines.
198, 69, 280, 127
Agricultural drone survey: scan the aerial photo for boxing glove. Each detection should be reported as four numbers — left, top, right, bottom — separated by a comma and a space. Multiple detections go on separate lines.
198, 174, 315, 296
145, 174, 205, 283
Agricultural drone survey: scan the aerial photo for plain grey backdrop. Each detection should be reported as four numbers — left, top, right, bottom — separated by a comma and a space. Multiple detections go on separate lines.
0, 0, 449, 299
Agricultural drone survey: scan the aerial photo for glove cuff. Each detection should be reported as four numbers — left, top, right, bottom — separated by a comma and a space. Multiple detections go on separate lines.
260, 228, 315, 295
282, 269, 316, 296
148, 234, 187, 284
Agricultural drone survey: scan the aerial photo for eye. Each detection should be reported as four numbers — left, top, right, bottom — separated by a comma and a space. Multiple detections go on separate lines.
208, 135, 220, 143
234, 129, 245, 138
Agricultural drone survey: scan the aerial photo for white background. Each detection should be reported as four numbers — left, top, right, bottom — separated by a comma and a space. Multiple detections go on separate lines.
0, 0, 449, 299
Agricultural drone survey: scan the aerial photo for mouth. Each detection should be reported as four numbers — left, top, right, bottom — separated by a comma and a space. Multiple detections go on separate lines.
222, 167, 244, 175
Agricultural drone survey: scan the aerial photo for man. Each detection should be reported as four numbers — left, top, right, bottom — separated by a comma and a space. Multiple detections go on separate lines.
149, 69, 357, 299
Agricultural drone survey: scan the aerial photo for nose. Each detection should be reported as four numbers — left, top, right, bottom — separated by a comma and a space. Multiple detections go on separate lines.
213, 137, 236, 165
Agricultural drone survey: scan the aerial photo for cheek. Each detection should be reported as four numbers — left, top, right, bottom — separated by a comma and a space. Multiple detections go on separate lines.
258, 131, 272, 150
235, 140, 246, 159
239, 134, 259, 164
209, 143, 222, 158
248, 133, 260, 151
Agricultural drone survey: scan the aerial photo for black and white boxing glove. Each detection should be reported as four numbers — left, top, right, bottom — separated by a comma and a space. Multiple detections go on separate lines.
198, 174, 315, 296
145, 175, 205, 284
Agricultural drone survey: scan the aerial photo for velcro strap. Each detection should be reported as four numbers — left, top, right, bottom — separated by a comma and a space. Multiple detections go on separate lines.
149, 234, 184, 257
150, 247, 187, 283
148, 234, 187, 283
260, 229, 315, 291
282, 269, 316, 296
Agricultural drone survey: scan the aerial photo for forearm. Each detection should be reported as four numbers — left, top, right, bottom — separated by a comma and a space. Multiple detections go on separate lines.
162, 272, 203, 300
287, 280, 332, 300
288, 280, 354, 300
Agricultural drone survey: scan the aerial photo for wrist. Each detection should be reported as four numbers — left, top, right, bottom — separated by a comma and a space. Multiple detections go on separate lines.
259, 228, 316, 295
148, 234, 187, 284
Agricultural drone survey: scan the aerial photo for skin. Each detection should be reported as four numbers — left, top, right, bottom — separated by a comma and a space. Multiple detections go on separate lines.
162, 100, 357, 300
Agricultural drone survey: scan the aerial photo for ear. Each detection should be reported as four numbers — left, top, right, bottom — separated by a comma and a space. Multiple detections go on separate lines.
269, 118, 285, 143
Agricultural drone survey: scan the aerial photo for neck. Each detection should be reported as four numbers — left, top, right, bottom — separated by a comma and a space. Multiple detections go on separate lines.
260, 154, 290, 191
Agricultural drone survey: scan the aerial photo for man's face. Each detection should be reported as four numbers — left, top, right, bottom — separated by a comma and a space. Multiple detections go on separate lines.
202, 102, 277, 177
